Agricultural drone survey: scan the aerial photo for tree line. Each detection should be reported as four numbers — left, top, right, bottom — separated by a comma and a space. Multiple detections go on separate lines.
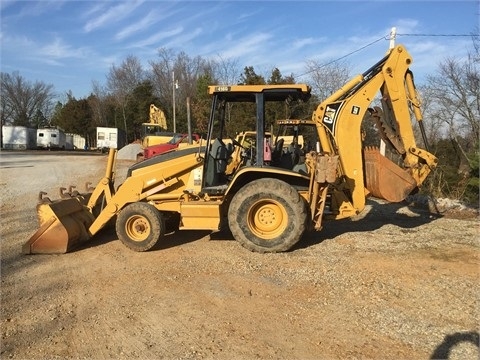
1, 40, 478, 204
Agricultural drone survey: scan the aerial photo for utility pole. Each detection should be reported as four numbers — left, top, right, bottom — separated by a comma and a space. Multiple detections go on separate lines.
186, 97, 192, 144
172, 71, 178, 133
389, 27, 397, 49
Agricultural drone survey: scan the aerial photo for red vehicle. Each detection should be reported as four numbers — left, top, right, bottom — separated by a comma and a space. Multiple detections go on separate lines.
143, 133, 200, 159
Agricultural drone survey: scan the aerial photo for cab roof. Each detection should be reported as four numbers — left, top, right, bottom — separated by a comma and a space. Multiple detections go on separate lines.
208, 84, 311, 102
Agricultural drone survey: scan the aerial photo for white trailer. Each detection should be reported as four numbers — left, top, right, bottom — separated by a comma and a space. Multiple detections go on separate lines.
65, 133, 86, 150
2, 125, 37, 150
96, 127, 126, 150
37, 128, 66, 149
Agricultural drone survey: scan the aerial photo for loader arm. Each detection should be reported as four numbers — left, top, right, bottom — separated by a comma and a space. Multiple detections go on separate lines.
312, 45, 437, 218
87, 148, 203, 236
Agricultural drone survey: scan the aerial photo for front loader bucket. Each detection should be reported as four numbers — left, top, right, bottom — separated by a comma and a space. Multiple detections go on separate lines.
364, 146, 417, 203
23, 196, 94, 254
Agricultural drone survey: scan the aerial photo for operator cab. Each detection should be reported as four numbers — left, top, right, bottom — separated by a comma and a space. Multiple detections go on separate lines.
272, 119, 318, 173
201, 84, 312, 195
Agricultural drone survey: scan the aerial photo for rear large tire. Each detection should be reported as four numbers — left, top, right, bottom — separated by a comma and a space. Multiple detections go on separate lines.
116, 202, 165, 252
228, 178, 307, 253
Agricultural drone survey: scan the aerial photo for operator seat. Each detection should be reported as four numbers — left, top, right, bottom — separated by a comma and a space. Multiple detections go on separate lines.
203, 138, 229, 192
226, 142, 234, 156
271, 138, 284, 165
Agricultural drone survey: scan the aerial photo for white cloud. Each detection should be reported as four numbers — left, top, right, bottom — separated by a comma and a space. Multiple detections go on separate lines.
115, 10, 161, 41
81, 2, 108, 18
394, 19, 421, 34
83, 0, 145, 33
0, 33, 35, 48
220, 33, 273, 59
161, 27, 204, 49
11, 0, 65, 18
39, 37, 92, 60
237, 9, 262, 22
129, 26, 185, 48
0, 32, 94, 70
292, 37, 324, 50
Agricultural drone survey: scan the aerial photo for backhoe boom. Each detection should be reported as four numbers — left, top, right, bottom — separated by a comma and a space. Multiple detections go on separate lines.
312, 45, 437, 216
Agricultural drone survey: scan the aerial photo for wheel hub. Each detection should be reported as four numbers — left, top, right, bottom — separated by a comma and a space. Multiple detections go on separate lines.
248, 200, 287, 239
256, 205, 279, 229
126, 216, 150, 242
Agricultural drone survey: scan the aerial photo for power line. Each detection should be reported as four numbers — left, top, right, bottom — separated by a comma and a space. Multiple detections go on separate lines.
318, 35, 387, 68
298, 34, 388, 78
298, 32, 478, 79
397, 33, 478, 37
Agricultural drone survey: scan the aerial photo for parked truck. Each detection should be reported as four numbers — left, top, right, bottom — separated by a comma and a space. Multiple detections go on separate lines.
36, 127, 66, 150
24, 44, 437, 254
143, 133, 201, 159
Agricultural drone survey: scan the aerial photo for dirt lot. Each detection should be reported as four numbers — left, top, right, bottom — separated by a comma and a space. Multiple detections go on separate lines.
1, 152, 479, 359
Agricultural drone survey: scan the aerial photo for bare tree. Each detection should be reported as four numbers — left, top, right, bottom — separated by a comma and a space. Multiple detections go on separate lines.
175, 52, 210, 112
415, 84, 444, 145
106, 55, 145, 138
0, 71, 55, 148
304, 60, 351, 102
0, 71, 54, 126
472, 27, 479, 64
149, 47, 175, 112
213, 55, 239, 85
426, 53, 479, 166
149, 48, 213, 132
89, 80, 109, 127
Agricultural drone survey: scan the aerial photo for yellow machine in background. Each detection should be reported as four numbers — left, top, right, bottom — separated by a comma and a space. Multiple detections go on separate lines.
141, 104, 178, 148
24, 45, 437, 255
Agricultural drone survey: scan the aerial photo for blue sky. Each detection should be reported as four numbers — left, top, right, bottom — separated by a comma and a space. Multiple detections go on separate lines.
1, 0, 478, 99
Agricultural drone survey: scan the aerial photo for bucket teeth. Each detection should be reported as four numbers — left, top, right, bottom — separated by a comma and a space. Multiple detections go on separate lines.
38, 191, 51, 204
59, 187, 71, 199
85, 182, 95, 192
69, 185, 79, 197
59, 186, 80, 199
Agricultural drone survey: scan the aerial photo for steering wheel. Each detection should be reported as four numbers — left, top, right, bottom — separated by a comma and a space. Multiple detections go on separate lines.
230, 137, 244, 148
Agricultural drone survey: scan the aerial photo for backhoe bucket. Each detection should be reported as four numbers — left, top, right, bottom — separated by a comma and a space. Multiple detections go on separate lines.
23, 196, 94, 254
364, 146, 417, 203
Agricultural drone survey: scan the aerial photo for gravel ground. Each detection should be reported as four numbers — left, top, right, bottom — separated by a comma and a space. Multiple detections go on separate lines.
0, 151, 479, 359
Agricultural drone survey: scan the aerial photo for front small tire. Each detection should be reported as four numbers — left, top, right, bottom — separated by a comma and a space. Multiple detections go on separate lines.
116, 202, 165, 252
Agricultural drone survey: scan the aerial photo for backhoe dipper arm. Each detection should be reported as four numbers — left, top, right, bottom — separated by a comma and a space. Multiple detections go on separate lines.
312, 45, 437, 216
149, 104, 167, 129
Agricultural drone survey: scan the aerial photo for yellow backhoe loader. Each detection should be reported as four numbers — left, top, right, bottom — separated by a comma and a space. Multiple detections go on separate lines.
24, 44, 437, 254
141, 104, 178, 148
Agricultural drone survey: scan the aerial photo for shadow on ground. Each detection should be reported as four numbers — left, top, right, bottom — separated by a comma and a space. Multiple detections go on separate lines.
80, 226, 213, 252
430, 331, 479, 359
295, 197, 441, 251
17, 197, 442, 258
